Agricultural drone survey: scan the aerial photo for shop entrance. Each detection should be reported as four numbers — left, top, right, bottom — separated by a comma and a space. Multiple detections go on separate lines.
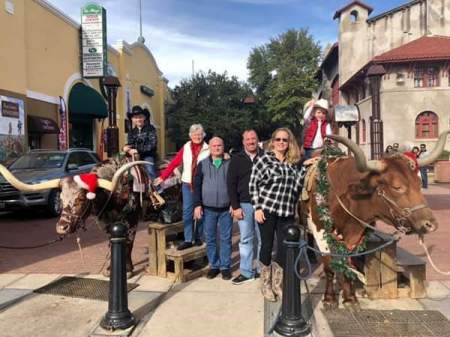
69, 118, 94, 149
68, 82, 108, 151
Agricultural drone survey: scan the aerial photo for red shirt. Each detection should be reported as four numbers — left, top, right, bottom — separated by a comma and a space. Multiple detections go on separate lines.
160, 142, 203, 181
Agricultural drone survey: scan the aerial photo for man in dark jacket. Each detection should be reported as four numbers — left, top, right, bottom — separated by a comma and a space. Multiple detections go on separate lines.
227, 130, 263, 284
193, 137, 233, 280
123, 105, 158, 179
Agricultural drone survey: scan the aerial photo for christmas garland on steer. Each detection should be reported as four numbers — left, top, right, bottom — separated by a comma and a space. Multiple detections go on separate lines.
315, 145, 371, 280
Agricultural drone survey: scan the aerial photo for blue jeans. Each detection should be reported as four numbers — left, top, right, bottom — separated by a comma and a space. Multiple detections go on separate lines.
303, 148, 314, 160
203, 207, 233, 270
182, 183, 203, 242
420, 167, 428, 188
142, 156, 156, 180
238, 202, 261, 278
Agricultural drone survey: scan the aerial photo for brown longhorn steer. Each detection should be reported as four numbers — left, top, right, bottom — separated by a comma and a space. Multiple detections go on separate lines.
300, 131, 448, 308
0, 158, 162, 278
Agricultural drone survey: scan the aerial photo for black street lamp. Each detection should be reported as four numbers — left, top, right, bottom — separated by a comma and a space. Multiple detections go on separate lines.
367, 64, 386, 160
100, 222, 136, 330
274, 226, 311, 337
100, 76, 121, 157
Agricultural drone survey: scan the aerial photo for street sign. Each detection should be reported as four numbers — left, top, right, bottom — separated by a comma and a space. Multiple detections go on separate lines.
334, 104, 359, 123
81, 3, 107, 78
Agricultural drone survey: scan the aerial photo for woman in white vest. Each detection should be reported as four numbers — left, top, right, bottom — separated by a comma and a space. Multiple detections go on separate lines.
154, 124, 210, 250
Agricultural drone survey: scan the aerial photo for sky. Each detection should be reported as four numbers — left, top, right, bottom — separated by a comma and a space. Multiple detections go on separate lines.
48, 0, 408, 87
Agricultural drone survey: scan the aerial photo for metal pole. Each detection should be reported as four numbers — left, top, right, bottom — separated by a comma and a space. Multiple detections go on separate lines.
274, 226, 310, 337
101, 222, 136, 330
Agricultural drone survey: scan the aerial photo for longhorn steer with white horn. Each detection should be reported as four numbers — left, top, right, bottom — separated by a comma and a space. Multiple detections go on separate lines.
0, 158, 163, 278
299, 130, 449, 309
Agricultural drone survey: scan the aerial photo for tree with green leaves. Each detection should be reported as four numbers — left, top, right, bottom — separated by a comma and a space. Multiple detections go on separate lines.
167, 71, 255, 150
247, 28, 321, 138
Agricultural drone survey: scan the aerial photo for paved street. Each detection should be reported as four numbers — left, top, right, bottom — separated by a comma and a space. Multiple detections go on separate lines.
0, 211, 149, 275
0, 182, 449, 280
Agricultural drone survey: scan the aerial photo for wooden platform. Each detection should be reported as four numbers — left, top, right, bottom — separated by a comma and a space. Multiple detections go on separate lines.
166, 244, 208, 283
146, 221, 184, 277
363, 233, 426, 299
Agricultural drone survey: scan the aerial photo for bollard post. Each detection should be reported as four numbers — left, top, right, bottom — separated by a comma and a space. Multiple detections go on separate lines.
274, 226, 310, 337
100, 222, 136, 330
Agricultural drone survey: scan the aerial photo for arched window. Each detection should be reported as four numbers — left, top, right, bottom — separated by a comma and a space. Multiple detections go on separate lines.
331, 76, 339, 106
350, 10, 359, 22
360, 119, 367, 144
415, 111, 439, 139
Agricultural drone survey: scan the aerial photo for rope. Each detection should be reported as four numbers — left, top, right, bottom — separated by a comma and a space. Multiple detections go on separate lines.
0, 236, 64, 249
76, 236, 86, 268
419, 237, 450, 275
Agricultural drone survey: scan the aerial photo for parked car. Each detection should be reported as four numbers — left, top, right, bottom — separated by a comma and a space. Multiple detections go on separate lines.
0, 148, 100, 217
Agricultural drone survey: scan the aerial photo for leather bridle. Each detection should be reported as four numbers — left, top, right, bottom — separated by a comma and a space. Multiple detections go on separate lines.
375, 187, 428, 233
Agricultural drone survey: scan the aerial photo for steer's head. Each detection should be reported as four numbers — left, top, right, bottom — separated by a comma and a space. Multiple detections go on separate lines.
56, 177, 92, 234
328, 131, 449, 236
0, 160, 152, 236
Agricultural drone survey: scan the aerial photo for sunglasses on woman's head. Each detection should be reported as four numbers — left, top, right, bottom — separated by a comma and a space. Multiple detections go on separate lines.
274, 138, 288, 143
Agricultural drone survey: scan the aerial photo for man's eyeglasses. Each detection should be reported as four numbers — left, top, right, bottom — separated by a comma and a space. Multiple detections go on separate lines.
274, 138, 288, 143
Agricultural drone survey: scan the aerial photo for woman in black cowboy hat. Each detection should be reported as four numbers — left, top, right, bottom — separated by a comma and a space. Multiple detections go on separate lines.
123, 105, 158, 179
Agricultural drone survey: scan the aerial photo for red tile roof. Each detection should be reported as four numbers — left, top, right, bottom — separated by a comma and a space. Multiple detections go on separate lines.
333, 1, 373, 20
373, 36, 450, 63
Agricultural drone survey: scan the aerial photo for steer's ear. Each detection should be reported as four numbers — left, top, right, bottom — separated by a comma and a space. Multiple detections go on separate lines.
349, 174, 378, 198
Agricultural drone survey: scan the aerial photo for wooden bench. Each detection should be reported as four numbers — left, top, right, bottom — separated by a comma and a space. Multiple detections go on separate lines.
146, 221, 184, 277
165, 245, 208, 283
363, 233, 426, 299
396, 247, 426, 298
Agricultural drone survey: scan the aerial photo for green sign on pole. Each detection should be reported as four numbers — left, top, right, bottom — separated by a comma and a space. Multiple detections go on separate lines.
81, 3, 107, 78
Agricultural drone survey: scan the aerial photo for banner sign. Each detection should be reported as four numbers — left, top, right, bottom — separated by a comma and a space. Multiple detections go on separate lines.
0, 96, 25, 164
81, 3, 107, 78
58, 96, 68, 150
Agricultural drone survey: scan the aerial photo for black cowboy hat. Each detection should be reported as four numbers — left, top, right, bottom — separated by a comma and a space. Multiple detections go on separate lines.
127, 105, 150, 120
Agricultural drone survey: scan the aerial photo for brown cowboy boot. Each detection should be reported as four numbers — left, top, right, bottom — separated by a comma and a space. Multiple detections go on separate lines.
259, 262, 276, 302
272, 261, 283, 300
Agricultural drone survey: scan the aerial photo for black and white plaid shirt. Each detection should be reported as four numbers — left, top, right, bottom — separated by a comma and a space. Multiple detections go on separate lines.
249, 152, 306, 218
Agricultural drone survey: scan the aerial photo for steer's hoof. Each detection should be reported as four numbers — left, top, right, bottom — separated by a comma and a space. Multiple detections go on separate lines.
343, 300, 360, 311
323, 300, 338, 311
102, 269, 110, 278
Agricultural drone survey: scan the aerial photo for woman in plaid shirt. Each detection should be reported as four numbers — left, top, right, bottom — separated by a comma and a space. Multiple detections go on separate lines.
250, 127, 311, 301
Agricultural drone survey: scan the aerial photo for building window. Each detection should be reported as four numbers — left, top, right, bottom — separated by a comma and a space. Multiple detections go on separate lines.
415, 111, 439, 139
350, 10, 358, 23
360, 119, 367, 144
414, 66, 439, 87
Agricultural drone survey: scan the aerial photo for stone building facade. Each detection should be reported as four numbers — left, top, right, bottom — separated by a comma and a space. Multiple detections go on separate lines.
320, 0, 450, 156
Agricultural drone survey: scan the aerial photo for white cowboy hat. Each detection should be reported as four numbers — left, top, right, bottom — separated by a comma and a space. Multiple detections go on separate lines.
312, 98, 329, 111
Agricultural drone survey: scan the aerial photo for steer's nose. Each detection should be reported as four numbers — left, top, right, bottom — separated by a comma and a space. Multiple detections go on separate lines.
420, 220, 438, 233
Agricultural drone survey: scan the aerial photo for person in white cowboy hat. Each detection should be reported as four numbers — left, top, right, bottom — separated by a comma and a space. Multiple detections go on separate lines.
302, 98, 332, 159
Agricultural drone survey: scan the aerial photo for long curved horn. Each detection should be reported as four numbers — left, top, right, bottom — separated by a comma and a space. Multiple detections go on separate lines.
0, 164, 60, 191
97, 161, 153, 192
417, 130, 450, 167
326, 134, 386, 173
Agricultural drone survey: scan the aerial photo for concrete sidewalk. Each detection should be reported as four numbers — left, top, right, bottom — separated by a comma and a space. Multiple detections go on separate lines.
1, 274, 450, 337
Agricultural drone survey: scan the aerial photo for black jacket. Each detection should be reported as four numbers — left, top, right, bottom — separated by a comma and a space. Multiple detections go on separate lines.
227, 149, 264, 210
126, 123, 157, 157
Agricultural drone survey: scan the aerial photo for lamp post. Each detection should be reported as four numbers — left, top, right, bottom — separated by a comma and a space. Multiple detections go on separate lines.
100, 222, 136, 330
274, 226, 311, 337
367, 64, 386, 160
100, 76, 121, 157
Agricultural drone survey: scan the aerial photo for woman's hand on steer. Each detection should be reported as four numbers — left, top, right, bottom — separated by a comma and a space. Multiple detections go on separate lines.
255, 209, 266, 224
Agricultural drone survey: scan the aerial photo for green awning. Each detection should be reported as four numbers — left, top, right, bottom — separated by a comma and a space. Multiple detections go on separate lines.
68, 83, 108, 119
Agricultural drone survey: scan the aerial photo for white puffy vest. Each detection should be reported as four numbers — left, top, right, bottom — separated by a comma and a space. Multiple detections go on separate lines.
181, 141, 210, 183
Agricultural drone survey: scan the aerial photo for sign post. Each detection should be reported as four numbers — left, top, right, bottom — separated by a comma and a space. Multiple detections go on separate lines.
81, 3, 107, 78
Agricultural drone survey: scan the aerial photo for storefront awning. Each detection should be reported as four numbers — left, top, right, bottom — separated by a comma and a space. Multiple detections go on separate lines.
68, 83, 108, 119
27, 116, 60, 134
